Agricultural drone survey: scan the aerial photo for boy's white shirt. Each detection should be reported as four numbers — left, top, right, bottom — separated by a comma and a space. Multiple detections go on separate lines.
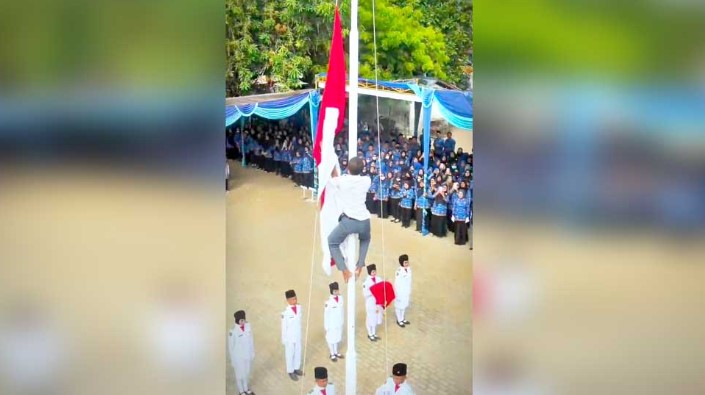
328, 175, 372, 220
375, 377, 415, 395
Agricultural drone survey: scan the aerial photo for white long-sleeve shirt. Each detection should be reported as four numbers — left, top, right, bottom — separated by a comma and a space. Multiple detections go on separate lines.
328, 175, 372, 220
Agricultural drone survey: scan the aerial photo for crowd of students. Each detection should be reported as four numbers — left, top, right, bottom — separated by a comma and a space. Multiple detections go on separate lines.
226, 120, 473, 247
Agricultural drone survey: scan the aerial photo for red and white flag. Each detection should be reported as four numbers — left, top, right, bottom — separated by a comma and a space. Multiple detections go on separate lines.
313, 6, 347, 276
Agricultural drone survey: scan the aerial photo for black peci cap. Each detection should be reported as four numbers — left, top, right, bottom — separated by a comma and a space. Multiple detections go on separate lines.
234, 310, 246, 322
367, 264, 377, 275
314, 366, 328, 379
398, 254, 409, 265
392, 363, 407, 376
285, 289, 296, 299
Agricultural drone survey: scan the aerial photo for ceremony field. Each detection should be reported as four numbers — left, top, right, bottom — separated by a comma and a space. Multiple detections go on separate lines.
226, 164, 473, 394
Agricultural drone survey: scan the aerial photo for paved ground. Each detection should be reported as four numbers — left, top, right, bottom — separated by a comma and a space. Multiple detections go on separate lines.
226, 163, 473, 394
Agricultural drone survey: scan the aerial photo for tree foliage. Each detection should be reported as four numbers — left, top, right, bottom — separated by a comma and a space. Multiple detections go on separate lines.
226, 0, 471, 97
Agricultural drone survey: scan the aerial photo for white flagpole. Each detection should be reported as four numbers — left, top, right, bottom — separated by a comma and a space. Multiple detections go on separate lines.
345, 0, 360, 393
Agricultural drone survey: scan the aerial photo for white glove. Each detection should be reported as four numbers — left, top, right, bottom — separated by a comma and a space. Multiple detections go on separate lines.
465, 218, 470, 223
451, 216, 456, 222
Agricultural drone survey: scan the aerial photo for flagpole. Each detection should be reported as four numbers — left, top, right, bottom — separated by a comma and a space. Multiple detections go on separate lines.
345, 0, 360, 393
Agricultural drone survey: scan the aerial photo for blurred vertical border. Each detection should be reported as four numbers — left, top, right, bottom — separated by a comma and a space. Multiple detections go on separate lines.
474, 0, 705, 394
0, 1, 225, 395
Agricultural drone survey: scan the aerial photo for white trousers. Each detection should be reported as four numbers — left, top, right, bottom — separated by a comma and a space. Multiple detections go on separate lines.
395, 307, 406, 322
233, 358, 251, 393
327, 342, 339, 355
284, 342, 302, 373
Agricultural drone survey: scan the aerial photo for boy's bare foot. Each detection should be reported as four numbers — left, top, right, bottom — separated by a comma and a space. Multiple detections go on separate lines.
343, 269, 353, 283
355, 266, 363, 279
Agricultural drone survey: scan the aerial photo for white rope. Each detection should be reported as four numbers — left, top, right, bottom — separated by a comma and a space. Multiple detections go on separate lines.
371, 0, 390, 378
300, 205, 320, 395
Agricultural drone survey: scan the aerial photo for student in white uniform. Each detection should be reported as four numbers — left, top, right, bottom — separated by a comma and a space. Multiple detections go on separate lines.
394, 254, 412, 328
281, 289, 303, 381
324, 282, 345, 361
307, 366, 336, 395
375, 363, 415, 395
362, 264, 383, 342
228, 310, 255, 395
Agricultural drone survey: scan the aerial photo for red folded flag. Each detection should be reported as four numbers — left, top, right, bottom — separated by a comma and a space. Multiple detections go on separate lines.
370, 281, 395, 308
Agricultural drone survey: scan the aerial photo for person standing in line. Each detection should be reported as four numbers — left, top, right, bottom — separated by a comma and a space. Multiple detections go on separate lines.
292, 150, 304, 187
443, 131, 456, 156
394, 254, 412, 328
430, 185, 449, 237
324, 282, 344, 362
375, 363, 415, 395
452, 188, 471, 246
228, 310, 255, 395
414, 181, 432, 232
281, 290, 303, 381
301, 148, 315, 189
399, 181, 415, 228
389, 176, 403, 223
307, 367, 336, 395
362, 264, 383, 342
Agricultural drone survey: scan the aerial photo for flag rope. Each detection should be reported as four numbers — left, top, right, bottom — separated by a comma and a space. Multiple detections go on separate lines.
370, 0, 391, 380
300, 206, 321, 395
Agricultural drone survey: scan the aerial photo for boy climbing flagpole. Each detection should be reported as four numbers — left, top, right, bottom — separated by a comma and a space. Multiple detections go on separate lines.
313, 2, 360, 393
346, 0, 360, 391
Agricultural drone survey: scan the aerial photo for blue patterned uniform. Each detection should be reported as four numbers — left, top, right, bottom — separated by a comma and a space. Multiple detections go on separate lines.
375, 177, 390, 200
415, 191, 432, 209
282, 149, 292, 162
301, 155, 314, 173
400, 188, 415, 208
292, 157, 303, 173
390, 183, 403, 199
448, 192, 459, 214
368, 175, 378, 194
273, 149, 282, 161
452, 197, 471, 220
431, 195, 448, 216
444, 138, 456, 154
433, 138, 444, 153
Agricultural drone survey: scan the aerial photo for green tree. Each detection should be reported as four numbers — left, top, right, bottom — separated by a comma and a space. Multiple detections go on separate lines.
358, 0, 450, 81
226, 0, 460, 96
391, 0, 472, 88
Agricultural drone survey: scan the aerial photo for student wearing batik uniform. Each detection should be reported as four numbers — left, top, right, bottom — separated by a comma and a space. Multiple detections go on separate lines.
433, 131, 444, 159
430, 185, 449, 237
362, 264, 383, 342
389, 176, 403, 223
307, 367, 336, 395
452, 188, 471, 246
292, 151, 304, 187
324, 282, 344, 362
365, 167, 377, 213
399, 181, 415, 228
394, 254, 412, 328
281, 143, 293, 178
375, 363, 415, 395
446, 182, 461, 233
228, 310, 256, 395
373, 173, 390, 219
443, 131, 456, 155
414, 181, 432, 232
281, 290, 303, 381
301, 149, 315, 189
